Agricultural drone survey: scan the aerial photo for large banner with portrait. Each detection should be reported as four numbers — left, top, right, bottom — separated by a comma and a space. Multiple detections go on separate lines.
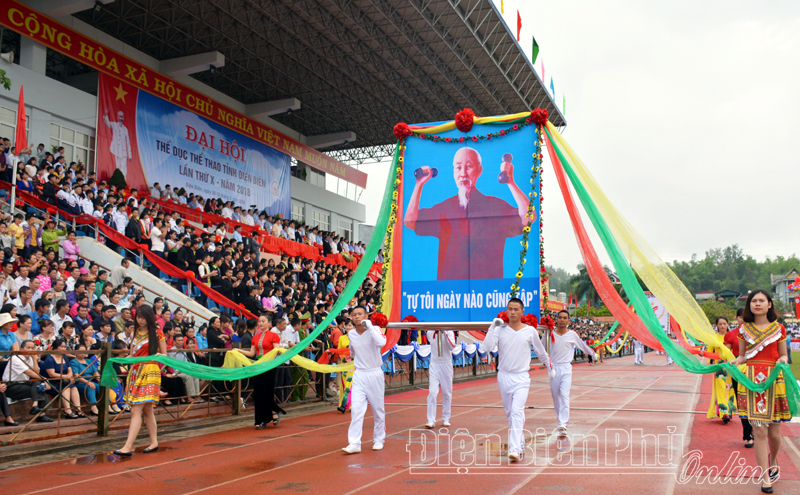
97, 73, 291, 217
400, 122, 540, 321
645, 293, 671, 334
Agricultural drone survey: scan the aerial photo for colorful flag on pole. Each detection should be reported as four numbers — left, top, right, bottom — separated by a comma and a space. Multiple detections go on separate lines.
531, 35, 539, 64
562, 94, 566, 115
516, 11, 522, 41
14, 86, 26, 152
550, 77, 555, 96
541, 60, 545, 85
500, 0, 504, 14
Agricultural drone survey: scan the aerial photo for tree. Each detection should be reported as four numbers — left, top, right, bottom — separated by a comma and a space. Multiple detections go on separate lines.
699, 300, 736, 324
545, 265, 572, 294
109, 169, 127, 188
0, 70, 10, 91
569, 264, 598, 306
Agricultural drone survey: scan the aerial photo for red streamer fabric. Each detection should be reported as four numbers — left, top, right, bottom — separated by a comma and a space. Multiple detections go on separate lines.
544, 135, 665, 351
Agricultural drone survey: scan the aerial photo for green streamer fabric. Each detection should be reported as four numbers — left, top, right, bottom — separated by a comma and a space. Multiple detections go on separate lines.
100, 145, 402, 388
545, 128, 800, 416
590, 321, 620, 348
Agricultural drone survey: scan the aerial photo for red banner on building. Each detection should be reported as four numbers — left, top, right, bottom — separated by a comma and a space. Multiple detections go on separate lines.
0, 0, 367, 188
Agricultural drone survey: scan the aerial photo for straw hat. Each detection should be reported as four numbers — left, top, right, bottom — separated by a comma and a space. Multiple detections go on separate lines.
0, 313, 19, 327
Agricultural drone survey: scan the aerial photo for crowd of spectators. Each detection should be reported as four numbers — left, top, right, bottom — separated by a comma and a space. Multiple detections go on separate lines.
0, 143, 390, 427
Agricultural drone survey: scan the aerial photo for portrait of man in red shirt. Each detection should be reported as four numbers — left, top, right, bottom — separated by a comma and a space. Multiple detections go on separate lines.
403, 147, 534, 280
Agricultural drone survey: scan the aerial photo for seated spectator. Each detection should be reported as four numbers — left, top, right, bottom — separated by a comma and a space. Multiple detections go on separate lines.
62, 231, 80, 262
60, 321, 80, 350
39, 337, 83, 418
34, 319, 56, 350
51, 299, 72, 333
2, 338, 54, 422
14, 314, 33, 342
70, 344, 101, 416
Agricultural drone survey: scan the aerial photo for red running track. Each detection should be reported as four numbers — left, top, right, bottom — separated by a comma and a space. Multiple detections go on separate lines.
3, 354, 800, 495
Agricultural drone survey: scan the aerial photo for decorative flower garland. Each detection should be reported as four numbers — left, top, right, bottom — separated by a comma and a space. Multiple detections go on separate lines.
496, 311, 539, 327
370, 312, 389, 328
393, 107, 550, 315
375, 142, 405, 314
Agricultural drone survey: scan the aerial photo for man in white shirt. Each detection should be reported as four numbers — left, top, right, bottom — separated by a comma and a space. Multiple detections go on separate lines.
64, 267, 81, 292
546, 310, 596, 435
113, 204, 129, 235
51, 299, 73, 333
221, 202, 233, 219
150, 183, 162, 199
633, 338, 644, 365
3, 338, 54, 422
14, 265, 30, 290
12, 286, 32, 314
342, 306, 387, 454
483, 298, 553, 462
425, 328, 456, 429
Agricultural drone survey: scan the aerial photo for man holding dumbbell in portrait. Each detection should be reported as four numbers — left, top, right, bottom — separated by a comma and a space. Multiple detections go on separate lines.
403, 147, 534, 280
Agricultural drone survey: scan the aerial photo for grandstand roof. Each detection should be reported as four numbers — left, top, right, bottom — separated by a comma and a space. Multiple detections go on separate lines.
73, 0, 566, 166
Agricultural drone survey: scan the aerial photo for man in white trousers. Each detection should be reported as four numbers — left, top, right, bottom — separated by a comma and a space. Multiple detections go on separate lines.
633, 338, 644, 364
342, 306, 387, 454
425, 328, 456, 428
547, 310, 596, 436
483, 298, 553, 462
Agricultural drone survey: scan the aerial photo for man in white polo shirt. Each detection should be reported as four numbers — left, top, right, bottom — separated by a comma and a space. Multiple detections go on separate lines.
483, 297, 553, 462
342, 306, 386, 454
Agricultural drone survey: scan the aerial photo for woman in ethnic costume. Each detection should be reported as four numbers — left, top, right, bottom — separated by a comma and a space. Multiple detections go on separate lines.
114, 306, 166, 456
731, 290, 790, 493
706, 316, 736, 423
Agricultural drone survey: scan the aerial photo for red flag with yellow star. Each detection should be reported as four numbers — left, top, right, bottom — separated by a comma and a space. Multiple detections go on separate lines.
96, 74, 145, 189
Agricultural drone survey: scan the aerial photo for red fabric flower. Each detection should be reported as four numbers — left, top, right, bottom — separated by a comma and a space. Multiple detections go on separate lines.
458, 136, 465, 143
540, 267, 547, 273
521, 314, 539, 327
401, 315, 418, 322
487, 134, 492, 140
540, 315, 555, 330
525, 117, 532, 124
499, 130, 505, 136
370, 312, 389, 328
497, 311, 509, 323
393, 122, 413, 140
471, 136, 479, 142
512, 124, 519, 131
455, 108, 475, 132
445, 137, 452, 143
531, 108, 549, 125
184, 271, 195, 279
46, 207, 57, 215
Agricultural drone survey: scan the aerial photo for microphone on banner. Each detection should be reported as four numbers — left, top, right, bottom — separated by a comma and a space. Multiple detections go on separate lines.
413, 167, 438, 180
498, 153, 512, 184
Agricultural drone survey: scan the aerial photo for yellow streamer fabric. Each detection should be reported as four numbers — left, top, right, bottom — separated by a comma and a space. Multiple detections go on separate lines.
605, 332, 630, 354
546, 123, 733, 361
223, 348, 355, 373
412, 112, 532, 134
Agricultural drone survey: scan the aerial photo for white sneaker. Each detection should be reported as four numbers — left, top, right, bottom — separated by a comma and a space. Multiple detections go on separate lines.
372, 442, 384, 451
425, 422, 435, 429
557, 426, 567, 436
442, 420, 451, 427
342, 444, 361, 454
509, 451, 519, 462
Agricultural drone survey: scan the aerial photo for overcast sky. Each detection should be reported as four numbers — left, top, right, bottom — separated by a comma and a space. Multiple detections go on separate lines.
356, 0, 800, 274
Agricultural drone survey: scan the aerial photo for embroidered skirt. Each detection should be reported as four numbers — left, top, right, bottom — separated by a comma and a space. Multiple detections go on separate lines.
737, 365, 791, 426
124, 363, 162, 406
